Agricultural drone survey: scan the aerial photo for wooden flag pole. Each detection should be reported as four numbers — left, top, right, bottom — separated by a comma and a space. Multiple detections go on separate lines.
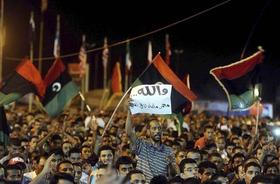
79, 91, 91, 112
28, 12, 34, 112
102, 86, 132, 137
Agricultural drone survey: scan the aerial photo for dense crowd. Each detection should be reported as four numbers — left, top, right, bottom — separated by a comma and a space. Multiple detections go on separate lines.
1, 104, 280, 184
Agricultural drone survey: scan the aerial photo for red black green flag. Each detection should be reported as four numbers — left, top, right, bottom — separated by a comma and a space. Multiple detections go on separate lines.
131, 54, 197, 114
210, 50, 264, 111
42, 58, 79, 117
0, 59, 45, 106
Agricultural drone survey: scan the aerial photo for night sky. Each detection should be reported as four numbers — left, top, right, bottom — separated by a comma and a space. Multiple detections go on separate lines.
3, 0, 280, 114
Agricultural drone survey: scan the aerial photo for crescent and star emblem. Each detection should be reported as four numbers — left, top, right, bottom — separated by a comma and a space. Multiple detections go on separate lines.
52, 82, 61, 92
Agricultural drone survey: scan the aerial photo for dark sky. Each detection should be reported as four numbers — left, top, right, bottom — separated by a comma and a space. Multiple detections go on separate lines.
3, 0, 280, 111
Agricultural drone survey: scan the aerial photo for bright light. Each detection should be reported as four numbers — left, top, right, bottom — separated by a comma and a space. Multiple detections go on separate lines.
273, 127, 280, 137
254, 87, 259, 97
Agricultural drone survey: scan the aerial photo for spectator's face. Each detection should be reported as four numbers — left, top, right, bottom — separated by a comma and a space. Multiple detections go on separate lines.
121, 133, 129, 144
101, 136, 112, 146
86, 137, 94, 145
81, 147, 91, 160
215, 176, 229, 184
233, 156, 244, 168
57, 179, 74, 184
210, 156, 223, 169
216, 138, 225, 150
58, 162, 74, 176
226, 146, 234, 157
118, 164, 133, 177
36, 157, 46, 174
245, 166, 260, 184
266, 166, 278, 175
50, 154, 63, 173
237, 165, 245, 179
183, 163, 198, 178
187, 152, 201, 164
52, 139, 62, 150
74, 165, 82, 183
149, 121, 162, 142
95, 168, 107, 182
69, 153, 81, 164
130, 173, 146, 184
176, 151, 186, 165
200, 168, 216, 183
62, 143, 72, 156
204, 128, 214, 141
5, 169, 22, 182
99, 150, 114, 165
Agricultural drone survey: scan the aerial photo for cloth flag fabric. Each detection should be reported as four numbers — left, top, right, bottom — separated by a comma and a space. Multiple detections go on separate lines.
111, 62, 122, 93
79, 35, 87, 78
126, 41, 132, 72
0, 59, 45, 106
0, 107, 10, 147
210, 50, 264, 111
53, 15, 60, 59
42, 58, 79, 117
129, 54, 197, 114
147, 41, 152, 65
165, 34, 171, 66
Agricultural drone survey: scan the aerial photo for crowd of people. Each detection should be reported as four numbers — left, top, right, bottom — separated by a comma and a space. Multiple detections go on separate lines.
1, 104, 280, 184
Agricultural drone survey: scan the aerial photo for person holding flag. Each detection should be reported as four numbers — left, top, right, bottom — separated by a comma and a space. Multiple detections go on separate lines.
125, 54, 197, 182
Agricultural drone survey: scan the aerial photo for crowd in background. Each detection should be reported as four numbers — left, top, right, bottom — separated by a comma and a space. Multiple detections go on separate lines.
1, 104, 280, 184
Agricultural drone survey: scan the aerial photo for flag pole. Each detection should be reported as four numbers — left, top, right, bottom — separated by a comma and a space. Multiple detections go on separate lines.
102, 53, 161, 136
255, 98, 261, 135
79, 91, 91, 112
28, 12, 34, 112
38, 0, 47, 73
102, 86, 132, 137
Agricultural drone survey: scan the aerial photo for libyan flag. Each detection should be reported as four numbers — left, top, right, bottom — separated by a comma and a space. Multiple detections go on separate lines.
0, 107, 10, 147
130, 54, 197, 114
0, 59, 45, 106
210, 50, 264, 111
42, 58, 79, 117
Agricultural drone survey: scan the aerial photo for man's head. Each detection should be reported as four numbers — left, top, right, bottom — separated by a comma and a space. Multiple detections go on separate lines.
244, 162, 261, 184
198, 161, 217, 183
62, 142, 72, 157
186, 149, 202, 165
115, 156, 134, 177
203, 125, 214, 141
81, 145, 92, 160
149, 120, 162, 143
98, 145, 114, 165
179, 158, 198, 179
56, 160, 74, 177
50, 173, 75, 184
175, 150, 187, 165
126, 170, 146, 184
4, 165, 23, 184
73, 163, 82, 184
69, 148, 81, 164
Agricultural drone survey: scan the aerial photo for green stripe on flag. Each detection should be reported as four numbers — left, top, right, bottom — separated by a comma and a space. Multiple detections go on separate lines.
0, 92, 22, 106
44, 81, 79, 117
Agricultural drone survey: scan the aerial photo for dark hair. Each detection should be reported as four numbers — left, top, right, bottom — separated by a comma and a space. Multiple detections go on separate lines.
198, 161, 217, 174
204, 125, 214, 132
251, 174, 280, 184
56, 160, 73, 172
123, 169, 144, 183
49, 173, 74, 184
179, 158, 197, 173
51, 134, 62, 142
97, 145, 114, 157
264, 163, 279, 174
4, 164, 22, 177
183, 177, 200, 184
244, 162, 261, 173
115, 156, 133, 170
150, 175, 167, 184
69, 147, 81, 155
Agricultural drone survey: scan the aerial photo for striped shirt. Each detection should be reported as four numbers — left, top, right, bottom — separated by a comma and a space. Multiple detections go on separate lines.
133, 138, 175, 182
